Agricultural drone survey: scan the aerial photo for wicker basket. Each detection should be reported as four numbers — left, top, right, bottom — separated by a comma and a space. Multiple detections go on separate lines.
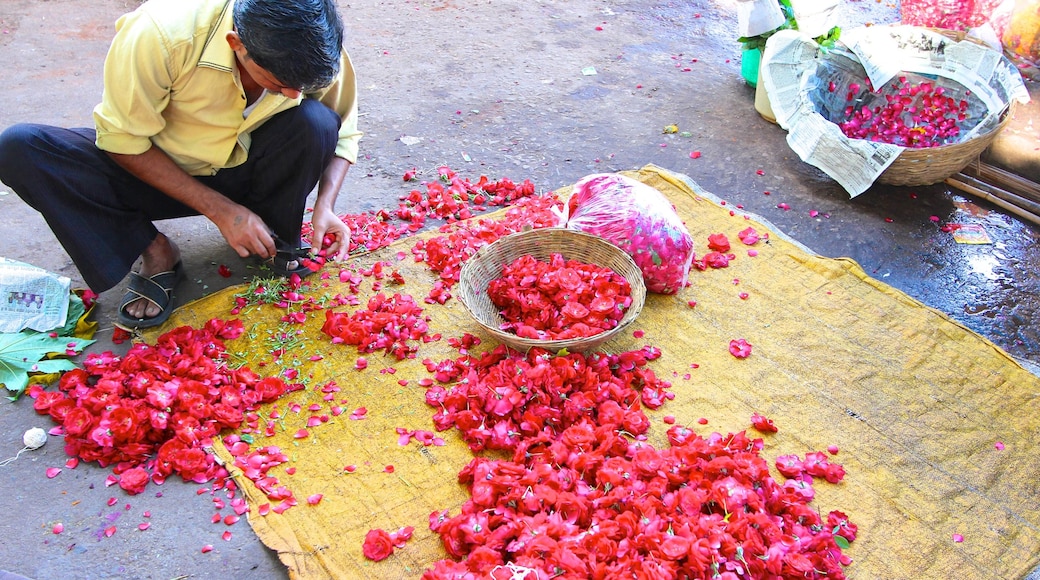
875, 28, 1017, 186
876, 105, 1014, 186
457, 228, 646, 353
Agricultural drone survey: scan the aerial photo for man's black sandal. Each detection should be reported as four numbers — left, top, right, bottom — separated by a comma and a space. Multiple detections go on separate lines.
115, 261, 185, 330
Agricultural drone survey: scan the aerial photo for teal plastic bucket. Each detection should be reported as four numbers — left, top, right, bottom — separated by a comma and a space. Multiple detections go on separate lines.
741, 47, 761, 88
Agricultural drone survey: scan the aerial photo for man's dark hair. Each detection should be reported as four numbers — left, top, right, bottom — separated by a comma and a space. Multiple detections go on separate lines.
233, 0, 344, 92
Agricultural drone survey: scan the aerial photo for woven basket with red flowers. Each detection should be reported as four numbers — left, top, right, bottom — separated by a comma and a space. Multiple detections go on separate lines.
458, 228, 646, 353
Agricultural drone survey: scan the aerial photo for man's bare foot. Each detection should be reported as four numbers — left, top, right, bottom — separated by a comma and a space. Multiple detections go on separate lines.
123, 233, 181, 320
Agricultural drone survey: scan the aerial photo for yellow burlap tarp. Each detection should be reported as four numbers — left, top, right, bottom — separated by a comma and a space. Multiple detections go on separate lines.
152, 165, 1040, 579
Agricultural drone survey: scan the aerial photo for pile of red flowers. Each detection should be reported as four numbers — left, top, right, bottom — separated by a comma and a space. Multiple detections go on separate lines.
413, 195, 562, 288
32, 320, 291, 494
419, 343, 856, 578
837, 77, 971, 148
302, 166, 541, 260
487, 253, 632, 340
423, 426, 856, 579
421, 344, 670, 453
321, 293, 436, 361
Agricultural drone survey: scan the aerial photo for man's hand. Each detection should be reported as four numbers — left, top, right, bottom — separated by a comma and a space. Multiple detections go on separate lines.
109, 147, 279, 260
310, 205, 351, 261
212, 200, 277, 259
311, 156, 353, 262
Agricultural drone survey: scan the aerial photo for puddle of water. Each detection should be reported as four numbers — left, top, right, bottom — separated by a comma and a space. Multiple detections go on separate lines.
964, 253, 1002, 281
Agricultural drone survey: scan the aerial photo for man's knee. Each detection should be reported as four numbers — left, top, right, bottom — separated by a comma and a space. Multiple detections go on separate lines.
295, 99, 341, 154
0, 123, 39, 181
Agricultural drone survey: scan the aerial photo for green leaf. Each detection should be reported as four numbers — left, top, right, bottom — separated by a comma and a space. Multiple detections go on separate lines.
58, 293, 87, 337
834, 535, 851, 550
0, 331, 94, 398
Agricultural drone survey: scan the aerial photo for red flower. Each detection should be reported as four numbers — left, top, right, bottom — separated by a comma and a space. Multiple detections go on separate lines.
750, 412, 778, 433
362, 528, 395, 561
738, 227, 761, 245
703, 251, 731, 269
707, 233, 731, 252
118, 466, 150, 495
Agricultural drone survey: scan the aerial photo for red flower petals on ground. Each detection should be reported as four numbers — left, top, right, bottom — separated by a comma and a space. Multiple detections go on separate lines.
750, 412, 778, 433
422, 344, 670, 453
423, 425, 855, 579
738, 227, 761, 245
322, 293, 431, 360
707, 232, 731, 252
32, 320, 289, 495
729, 338, 753, 358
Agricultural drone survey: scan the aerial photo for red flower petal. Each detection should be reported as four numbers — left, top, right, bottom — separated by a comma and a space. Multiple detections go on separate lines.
52, 523, 64, 534
729, 338, 753, 358
45, 467, 61, 479
750, 412, 778, 433
307, 494, 323, 505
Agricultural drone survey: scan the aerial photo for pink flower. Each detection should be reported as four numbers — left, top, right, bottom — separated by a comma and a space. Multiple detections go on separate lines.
729, 338, 752, 358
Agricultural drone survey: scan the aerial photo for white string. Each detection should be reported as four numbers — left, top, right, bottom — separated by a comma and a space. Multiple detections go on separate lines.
0, 428, 48, 467
0, 446, 31, 467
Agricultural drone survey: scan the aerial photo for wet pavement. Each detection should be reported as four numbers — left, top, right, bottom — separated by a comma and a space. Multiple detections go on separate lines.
0, 0, 1038, 578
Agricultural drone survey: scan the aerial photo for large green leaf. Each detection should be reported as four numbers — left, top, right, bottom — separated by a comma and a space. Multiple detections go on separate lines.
0, 331, 93, 400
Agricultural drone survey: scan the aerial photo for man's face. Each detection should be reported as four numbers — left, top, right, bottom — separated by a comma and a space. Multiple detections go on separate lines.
238, 55, 302, 99
226, 30, 303, 99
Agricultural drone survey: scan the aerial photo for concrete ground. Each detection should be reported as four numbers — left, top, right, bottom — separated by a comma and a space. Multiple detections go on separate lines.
0, 0, 1037, 578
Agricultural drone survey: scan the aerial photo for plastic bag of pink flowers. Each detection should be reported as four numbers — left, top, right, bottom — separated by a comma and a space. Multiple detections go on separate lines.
564, 174, 694, 294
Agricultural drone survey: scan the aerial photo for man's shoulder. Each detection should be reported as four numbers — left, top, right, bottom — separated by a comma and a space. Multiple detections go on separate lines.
131, 0, 232, 38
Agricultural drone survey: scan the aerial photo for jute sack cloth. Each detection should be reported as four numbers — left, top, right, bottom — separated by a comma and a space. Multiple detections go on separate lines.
151, 165, 1040, 579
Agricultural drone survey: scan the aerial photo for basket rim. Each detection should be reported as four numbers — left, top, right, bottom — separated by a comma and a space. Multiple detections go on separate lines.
458, 227, 646, 353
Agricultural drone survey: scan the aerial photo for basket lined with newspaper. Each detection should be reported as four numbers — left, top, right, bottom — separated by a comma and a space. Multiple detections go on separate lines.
762, 25, 1029, 196
458, 228, 646, 353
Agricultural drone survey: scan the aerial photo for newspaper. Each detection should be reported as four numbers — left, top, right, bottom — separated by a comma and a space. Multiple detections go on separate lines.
0, 257, 71, 333
761, 26, 1030, 197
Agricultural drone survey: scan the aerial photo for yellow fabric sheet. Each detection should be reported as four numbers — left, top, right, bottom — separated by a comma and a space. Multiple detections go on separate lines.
153, 165, 1040, 579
